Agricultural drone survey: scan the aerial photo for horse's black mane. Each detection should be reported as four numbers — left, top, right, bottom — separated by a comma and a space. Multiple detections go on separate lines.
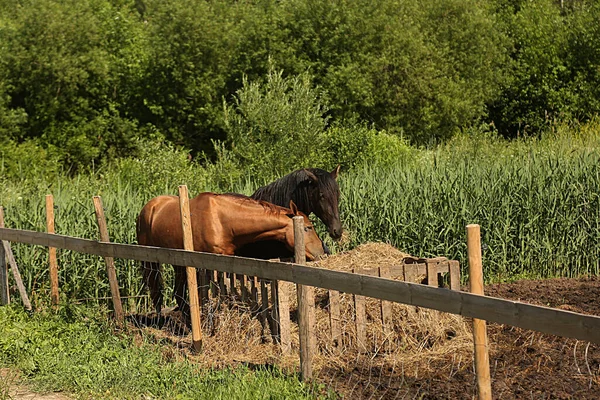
219, 192, 285, 215
250, 168, 337, 214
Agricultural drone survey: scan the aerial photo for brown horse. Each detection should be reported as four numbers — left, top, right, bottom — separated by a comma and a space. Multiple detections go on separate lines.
136, 192, 325, 317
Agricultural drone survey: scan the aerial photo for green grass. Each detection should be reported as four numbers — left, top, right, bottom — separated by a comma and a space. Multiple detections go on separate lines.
0, 304, 336, 399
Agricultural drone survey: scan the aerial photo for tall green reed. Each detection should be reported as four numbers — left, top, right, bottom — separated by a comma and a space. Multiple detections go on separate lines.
2, 121, 600, 305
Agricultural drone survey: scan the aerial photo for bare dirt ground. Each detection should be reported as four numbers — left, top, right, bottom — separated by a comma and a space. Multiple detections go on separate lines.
1, 369, 70, 400
132, 276, 600, 399
318, 276, 600, 399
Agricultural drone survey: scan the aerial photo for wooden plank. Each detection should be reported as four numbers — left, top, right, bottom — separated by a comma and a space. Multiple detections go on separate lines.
388, 265, 404, 279
379, 266, 393, 351
251, 276, 259, 308
0, 227, 7, 305
260, 280, 270, 340
178, 185, 202, 353
2, 241, 31, 311
45, 194, 59, 306
92, 196, 124, 324
426, 260, 439, 287
241, 274, 248, 303
328, 290, 341, 347
218, 271, 227, 300
294, 216, 315, 381
229, 273, 236, 300
467, 224, 492, 400
199, 269, 209, 306
270, 280, 280, 340
2, 227, 600, 344
403, 263, 424, 283
211, 270, 219, 298
276, 280, 292, 353
353, 270, 367, 353
355, 268, 378, 353
449, 260, 461, 291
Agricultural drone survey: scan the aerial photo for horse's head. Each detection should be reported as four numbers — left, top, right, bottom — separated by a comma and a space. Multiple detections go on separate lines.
285, 201, 326, 261
305, 166, 343, 240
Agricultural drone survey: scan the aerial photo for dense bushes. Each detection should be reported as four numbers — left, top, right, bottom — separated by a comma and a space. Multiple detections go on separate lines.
0, 0, 599, 174
490, 0, 600, 136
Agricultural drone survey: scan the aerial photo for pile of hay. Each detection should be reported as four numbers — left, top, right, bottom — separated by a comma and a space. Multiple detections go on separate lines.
136, 242, 473, 376
309, 242, 472, 370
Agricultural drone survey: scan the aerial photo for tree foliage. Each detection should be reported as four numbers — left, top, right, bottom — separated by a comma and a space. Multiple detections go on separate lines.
0, 0, 599, 173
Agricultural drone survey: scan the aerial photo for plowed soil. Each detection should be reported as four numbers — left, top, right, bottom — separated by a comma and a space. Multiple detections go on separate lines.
320, 276, 600, 399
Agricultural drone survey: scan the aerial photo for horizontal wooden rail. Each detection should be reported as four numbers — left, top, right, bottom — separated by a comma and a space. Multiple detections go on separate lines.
1, 227, 600, 344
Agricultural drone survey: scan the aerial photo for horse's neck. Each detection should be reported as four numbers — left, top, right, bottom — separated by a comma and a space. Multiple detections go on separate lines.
230, 209, 290, 246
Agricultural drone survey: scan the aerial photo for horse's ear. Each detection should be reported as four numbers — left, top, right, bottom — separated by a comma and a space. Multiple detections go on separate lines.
289, 200, 299, 215
331, 165, 341, 180
304, 169, 318, 183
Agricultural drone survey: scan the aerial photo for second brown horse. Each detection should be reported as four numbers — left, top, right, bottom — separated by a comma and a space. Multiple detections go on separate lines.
136, 192, 325, 318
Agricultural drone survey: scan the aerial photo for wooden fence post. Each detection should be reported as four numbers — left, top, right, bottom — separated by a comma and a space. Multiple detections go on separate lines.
328, 289, 341, 347
294, 216, 315, 381
46, 194, 59, 306
178, 185, 202, 352
0, 207, 31, 311
275, 279, 292, 353
0, 209, 7, 305
467, 224, 492, 400
379, 266, 393, 350
92, 196, 124, 324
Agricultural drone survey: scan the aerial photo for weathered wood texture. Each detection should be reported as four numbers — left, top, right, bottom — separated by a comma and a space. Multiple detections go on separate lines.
467, 224, 492, 400
0, 224, 7, 305
92, 196, 124, 324
294, 216, 315, 381
0, 207, 31, 311
45, 195, 59, 306
1, 227, 600, 344
178, 185, 202, 352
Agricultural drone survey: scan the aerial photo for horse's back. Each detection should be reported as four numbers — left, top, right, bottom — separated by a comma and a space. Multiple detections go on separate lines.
136, 195, 181, 248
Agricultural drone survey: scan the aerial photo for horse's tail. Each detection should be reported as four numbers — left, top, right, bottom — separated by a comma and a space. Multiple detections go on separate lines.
136, 201, 164, 314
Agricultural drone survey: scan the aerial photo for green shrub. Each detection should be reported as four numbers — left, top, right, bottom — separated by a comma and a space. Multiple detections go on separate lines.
0, 0, 145, 170
323, 123, 415, 169
216, 68, 330, 178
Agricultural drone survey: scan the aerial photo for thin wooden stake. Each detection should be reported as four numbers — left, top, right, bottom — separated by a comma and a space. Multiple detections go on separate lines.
241, 274, 248, 303
0, 207, 31, 311
0, 215, 7, 305
328, 290, 341, 347
179, 185, 202, 352
467, 224, 492, 400
294, 216, 315, 381
426, 260, 438, 287
93, 196, 124, 324
379, 266, 393, 351
449, 260, 461, 291
276, 280, 292, 353
46, 194, 59, 306
260, 279, 270, 340
229, 273, 237, 300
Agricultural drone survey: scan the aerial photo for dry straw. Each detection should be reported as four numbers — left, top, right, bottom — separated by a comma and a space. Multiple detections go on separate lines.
134, 242, 473, 379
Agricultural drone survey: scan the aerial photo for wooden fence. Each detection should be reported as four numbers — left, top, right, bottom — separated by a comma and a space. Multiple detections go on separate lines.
2, 226, 600, 344
2, 198, 600, 399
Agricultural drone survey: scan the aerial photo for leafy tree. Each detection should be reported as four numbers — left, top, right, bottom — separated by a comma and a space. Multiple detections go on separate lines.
0, 0, 144, 170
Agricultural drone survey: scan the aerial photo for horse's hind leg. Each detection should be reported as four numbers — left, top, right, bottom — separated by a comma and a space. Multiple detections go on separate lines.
173, 265, 190, 325
142, 261, 163, 314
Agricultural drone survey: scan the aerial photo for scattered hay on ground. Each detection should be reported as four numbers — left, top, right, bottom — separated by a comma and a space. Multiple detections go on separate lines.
132, 242, 473, 389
